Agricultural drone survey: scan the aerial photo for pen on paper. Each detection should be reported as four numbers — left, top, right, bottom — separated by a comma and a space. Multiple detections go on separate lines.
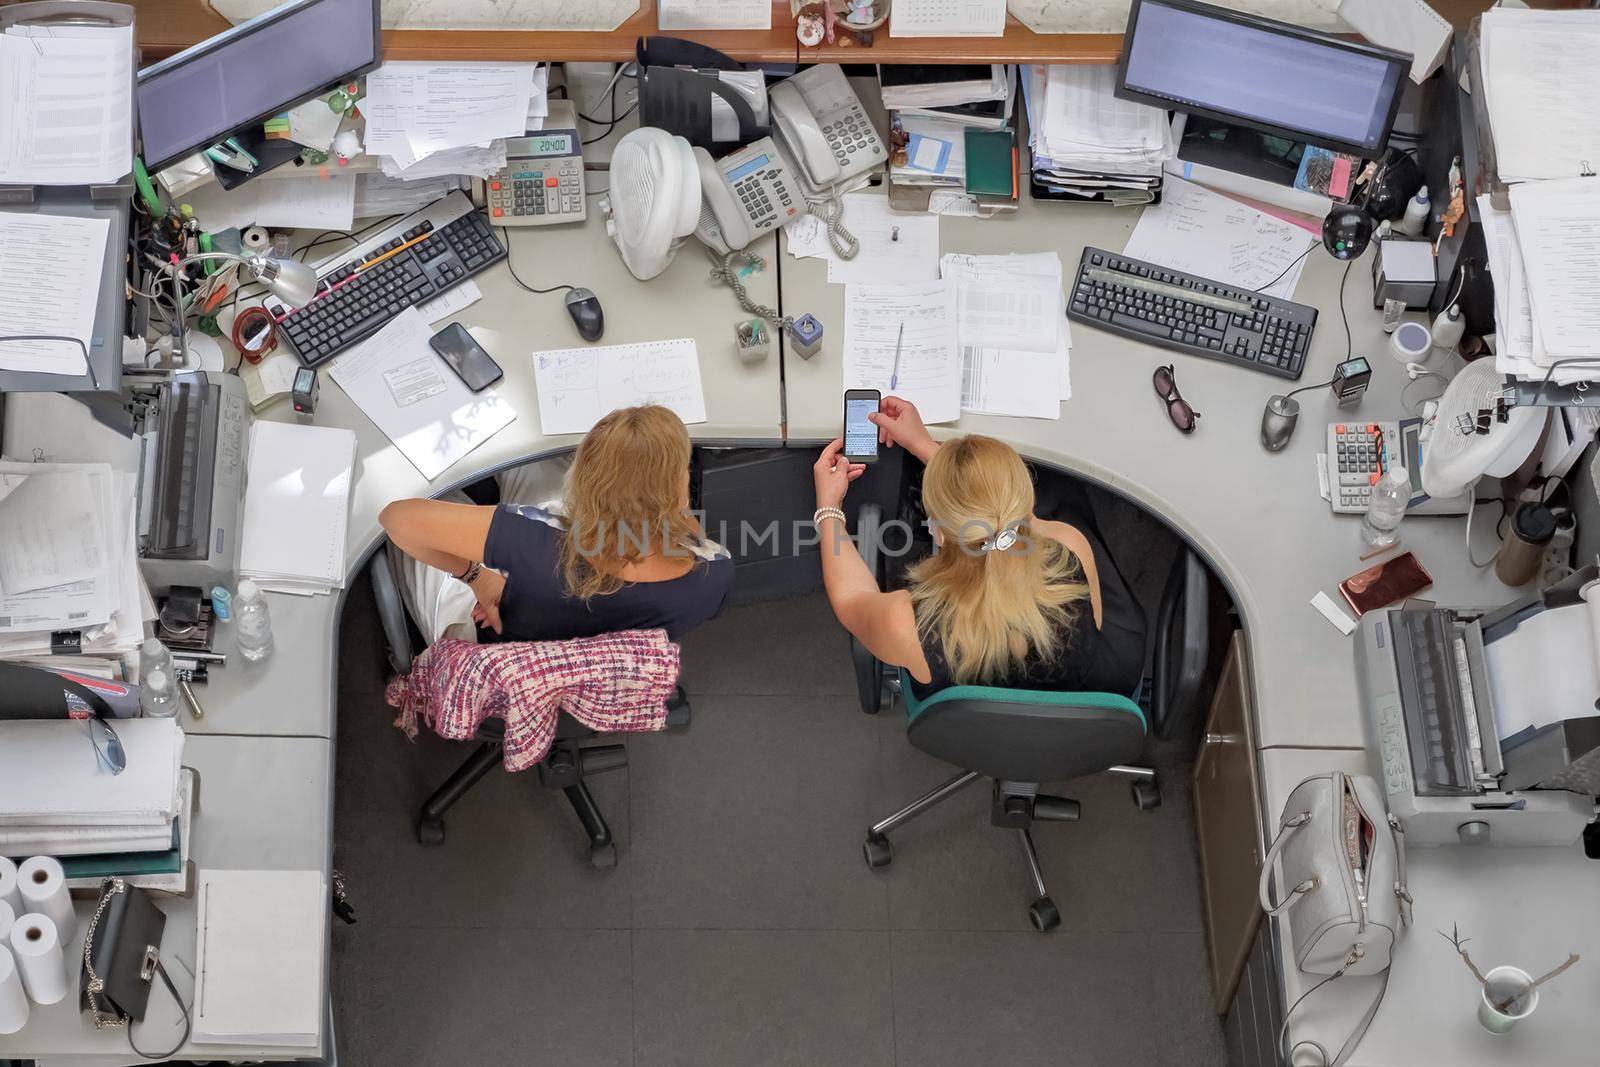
889, 322, 904, 391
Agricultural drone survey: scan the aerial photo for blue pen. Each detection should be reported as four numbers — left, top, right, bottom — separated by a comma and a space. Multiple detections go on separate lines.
889, 322, 904, 392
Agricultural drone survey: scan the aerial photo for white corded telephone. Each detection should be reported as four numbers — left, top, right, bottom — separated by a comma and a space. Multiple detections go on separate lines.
768, 65, 888, 196
693, 136, 804, 255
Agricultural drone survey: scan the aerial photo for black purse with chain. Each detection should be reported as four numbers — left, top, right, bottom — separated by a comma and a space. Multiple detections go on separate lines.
81, 877, 190, 1059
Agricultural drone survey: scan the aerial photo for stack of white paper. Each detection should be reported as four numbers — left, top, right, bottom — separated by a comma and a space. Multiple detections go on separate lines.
0, 213, 111, 378
1506, 179, 1600, 376
0, 718, 184, 831
330, 308, 515, 480
238, 422, 356, 595
194, 869, 326, 1048
1021, 64, 1172, 206
363, 62, 546, 179
1478, 9, 1600, 185
941, 252, 1071, 420
0, 22, 133, 185
0, 459, 149, 668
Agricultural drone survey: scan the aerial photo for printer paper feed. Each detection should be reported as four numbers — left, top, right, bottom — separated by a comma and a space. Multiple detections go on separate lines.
238, 421, 356, 594
532, 340, 706, 437
1485, 584, 1600, 741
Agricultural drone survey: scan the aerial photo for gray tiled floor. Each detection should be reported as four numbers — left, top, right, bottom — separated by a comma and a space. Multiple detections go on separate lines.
331, 493, 1226, 1066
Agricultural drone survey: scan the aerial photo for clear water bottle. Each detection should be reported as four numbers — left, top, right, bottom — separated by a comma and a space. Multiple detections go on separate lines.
233, 579, 274, 662
138, 637, 174, 686
1361, 466, 1410, 548
140, 668, 180, 718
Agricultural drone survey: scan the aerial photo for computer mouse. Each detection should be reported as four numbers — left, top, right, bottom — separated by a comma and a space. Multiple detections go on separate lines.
1261, 394, 1300, 453
564, 287, 604, 342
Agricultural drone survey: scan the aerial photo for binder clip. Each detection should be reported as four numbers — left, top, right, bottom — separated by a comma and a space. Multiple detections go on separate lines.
735, 319, 771, 364
789, 313, 824, 360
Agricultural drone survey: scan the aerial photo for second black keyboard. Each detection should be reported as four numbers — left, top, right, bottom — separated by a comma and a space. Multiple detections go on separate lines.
1066, 247, 1318, 380
273, 192, 506, 368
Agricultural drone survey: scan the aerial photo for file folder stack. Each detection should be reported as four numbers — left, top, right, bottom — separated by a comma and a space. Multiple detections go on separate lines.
1021, 65, 1172, 206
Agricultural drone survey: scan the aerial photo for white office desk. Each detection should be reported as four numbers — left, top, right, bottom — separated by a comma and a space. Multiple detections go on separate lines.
2, 734, 331, 1064
779, 193, 1514, 753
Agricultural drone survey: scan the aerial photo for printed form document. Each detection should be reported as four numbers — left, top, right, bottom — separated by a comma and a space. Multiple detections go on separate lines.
844, 282, 963, 425
0, 213, 109, 376
941, 252, 1071, 419
0, 22, 133, 184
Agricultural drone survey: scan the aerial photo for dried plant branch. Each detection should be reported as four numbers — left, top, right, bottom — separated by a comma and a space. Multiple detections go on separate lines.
1438, 924, 1581, 1012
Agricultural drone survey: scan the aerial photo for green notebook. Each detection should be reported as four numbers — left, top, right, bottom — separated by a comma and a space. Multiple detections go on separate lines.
964, 128, 1016, 199
58, 823, 182, 879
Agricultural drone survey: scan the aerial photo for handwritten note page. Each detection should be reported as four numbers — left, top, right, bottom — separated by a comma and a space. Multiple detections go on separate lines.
1122, 175, 1316, 300
890, 0, 1006, 37
844, 282, 962, 424
329, 307, 515, 480
533, 339, 707, 436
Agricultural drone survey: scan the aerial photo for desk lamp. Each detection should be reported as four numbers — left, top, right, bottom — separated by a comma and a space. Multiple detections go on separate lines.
164, 252, 319, 367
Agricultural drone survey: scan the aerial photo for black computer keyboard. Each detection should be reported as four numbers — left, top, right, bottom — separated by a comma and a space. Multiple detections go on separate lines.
1066, 247, 1318, 380
270, 192, 506, 368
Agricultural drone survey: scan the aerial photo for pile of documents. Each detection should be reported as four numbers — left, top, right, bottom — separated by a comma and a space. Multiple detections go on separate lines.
1021, 64, 1172, 206
237, 422, 356, 595
362, 61, 547, 180
0, 460, 149, 673
1484, 180, 1600, 384
0, 718, 193, 892
1477, 8, 1600, 185
884, 65, 1014, 195
0, 19, 133, 185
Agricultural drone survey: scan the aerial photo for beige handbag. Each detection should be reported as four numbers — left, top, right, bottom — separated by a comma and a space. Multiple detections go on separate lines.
1259, 771, 1412, 1066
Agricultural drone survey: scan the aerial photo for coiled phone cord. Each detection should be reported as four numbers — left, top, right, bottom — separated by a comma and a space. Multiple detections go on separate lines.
809, 193, 860, 260
706, 246, 792, 330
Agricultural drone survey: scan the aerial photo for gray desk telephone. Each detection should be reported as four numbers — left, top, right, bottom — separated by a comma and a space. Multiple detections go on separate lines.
768, 64, 887, 196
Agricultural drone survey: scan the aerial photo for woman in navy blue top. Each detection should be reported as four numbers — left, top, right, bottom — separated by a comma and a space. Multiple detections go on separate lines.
380, 405, 732, 643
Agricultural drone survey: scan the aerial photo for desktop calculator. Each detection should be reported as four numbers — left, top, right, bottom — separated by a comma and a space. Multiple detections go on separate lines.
480, 99, 585, 226
1324, 418, 1471, 516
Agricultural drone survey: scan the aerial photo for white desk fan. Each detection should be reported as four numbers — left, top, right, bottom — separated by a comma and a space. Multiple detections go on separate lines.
602, 128, 701, 281
1419, 359, 1545, 500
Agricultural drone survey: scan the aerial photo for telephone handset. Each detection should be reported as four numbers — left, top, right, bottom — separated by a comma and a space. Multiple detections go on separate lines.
768, 65, 887, 196
693, 137, 804, 254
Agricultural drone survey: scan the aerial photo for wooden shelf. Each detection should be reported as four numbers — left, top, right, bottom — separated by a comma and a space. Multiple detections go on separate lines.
130, 0, 1575, 67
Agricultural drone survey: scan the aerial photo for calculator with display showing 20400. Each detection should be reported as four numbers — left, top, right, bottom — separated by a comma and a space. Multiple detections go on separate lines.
479, 99, 585, 227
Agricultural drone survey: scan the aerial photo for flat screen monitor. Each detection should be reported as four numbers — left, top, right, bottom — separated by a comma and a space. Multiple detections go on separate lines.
1116, 0, 1410, 158
137, 0, 381, 172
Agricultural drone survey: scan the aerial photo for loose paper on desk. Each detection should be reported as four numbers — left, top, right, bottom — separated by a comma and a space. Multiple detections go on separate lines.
330, 308, 515, 480
0, 472, 103, 595
785, 194, 940, 286
533, 339, 707, 437
0, 461, 122, 636
182, 173, 357, 232
0, 23, 133, 184
1507, 178, 1600, 362
1479, 9, 1600, 183
363, 62, 540, 165
940, 252, 1071, 414
0, 213, 108, 376
658, 0, 771, 30
1123, 175, 1316, 300
891, 0, 1006, 37
844, 282, 962, 424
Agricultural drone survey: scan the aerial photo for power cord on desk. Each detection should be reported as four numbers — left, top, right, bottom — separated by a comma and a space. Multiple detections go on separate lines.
495, 223, 576, 296
1253, 244, 1315, 293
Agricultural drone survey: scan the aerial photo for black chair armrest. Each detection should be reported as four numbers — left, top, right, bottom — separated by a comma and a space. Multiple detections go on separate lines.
1151, 547, 1208, 740
368, 545, 416, 675
850, 503, 886, 714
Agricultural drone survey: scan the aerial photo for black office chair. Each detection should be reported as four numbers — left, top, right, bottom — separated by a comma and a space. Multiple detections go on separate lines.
850, 500, 1212, 931
368, 546, 688, 868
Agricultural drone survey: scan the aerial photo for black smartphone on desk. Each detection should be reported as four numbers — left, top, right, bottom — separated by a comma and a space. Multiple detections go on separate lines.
429, 323, 503, 392
844, 389, 880, 463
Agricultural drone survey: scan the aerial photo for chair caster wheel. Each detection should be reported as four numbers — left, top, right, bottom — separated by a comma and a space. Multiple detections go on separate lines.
590, 842, 617, 869
1131, 779, 1162, 811
416, 817, 445, 846
1029, 896, 1061, 933
863, 832, 893, 868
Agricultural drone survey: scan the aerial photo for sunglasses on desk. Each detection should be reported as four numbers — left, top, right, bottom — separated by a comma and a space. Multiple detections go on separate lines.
1152, 364, 1200, 435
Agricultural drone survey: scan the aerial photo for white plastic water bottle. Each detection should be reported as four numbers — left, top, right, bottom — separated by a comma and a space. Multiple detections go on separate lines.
140, 669, 180, 718
1398, 185, 1430, 236
138, 637, 175, 686
233, 579, 274, 662
1361, 466, 1410, 548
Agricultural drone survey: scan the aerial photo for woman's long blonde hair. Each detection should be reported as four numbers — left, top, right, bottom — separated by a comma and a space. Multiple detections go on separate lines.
908, 435, 1090, 683
560, 405, 700, 600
